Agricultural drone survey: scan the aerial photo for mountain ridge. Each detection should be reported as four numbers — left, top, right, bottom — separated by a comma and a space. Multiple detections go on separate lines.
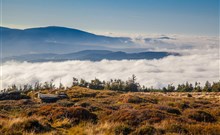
1, 26, 133, 57
3, 50, 179, 62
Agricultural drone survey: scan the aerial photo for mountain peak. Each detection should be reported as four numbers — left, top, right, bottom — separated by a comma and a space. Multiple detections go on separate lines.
24, 26, 94, 35
1, 26, 133, 57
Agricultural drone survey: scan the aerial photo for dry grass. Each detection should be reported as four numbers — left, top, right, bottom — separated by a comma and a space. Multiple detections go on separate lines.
0, 86, 219, 135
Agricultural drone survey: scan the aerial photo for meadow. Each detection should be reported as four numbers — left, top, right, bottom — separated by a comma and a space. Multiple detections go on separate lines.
0, 86, 219, 135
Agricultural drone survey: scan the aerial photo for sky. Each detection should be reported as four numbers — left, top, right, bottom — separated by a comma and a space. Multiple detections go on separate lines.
0, 0, 219, 90
1, 0, 219, 36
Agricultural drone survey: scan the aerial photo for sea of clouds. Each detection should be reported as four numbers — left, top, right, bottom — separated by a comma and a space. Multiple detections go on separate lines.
1, 35, 219, 90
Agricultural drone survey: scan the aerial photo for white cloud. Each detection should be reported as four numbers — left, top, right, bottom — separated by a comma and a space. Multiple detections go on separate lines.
131, 35, 219, 54
1, 53, 219, 90
0, 35, 219, 90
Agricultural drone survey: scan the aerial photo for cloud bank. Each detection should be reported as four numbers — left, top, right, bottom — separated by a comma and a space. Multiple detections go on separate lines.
1, 35, 219, 90
1, 54, 219, 90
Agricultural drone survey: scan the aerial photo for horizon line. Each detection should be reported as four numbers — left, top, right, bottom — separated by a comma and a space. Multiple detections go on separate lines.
0, 25, 219, 38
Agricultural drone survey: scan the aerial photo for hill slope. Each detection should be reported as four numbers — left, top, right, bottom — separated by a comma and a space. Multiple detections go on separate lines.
3, 50, 179, 62
1, 26, 133, 57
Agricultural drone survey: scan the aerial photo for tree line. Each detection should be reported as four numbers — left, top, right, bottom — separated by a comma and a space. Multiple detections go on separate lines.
1, 75, 220, 93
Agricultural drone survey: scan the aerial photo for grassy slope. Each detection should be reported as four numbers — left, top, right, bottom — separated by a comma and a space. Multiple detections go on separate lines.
0, 86, 219, 135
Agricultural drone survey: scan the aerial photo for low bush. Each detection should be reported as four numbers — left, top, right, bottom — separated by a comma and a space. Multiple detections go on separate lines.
120, 95, 146, 104
166, 124, 188, 134
37, 105, 98, 124
0, 92, 30, 100
127, 96, 146, 104
110, 109, 166, 126
65, 107, 98, 124
114, 124, 132, 135
132, 125, 156, 135
8, 118, 51, 134
79, 102, 91, 107
157, 106, 181, 115
57, 100, 75, 107
187, 110, 216, 123
187, 93, 193, 97
177, 102, 190, 110
53, 118, 72, 128
186, 123, 220, 135
119, 94, 158, 104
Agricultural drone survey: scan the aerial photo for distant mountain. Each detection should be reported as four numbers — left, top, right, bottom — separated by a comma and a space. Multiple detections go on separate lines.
3, 50, 179, 62
0, 26, 133, 57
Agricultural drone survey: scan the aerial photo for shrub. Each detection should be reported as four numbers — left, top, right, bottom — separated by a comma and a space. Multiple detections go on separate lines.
88, 106, 102, 112
79, 102, 91, 107
110, 109, 140, 126
157, 106, 181, 115
186, 123, 220, 135
127, 96, 146, 104
177, 102, 190, 110
194, 100, 211, 105
114, 125, 132, 135
57, 100, 74, 107
120, 94, 157, 104
0, 92, 30, 100
132, 126, 156, 135
37, 105, 98, 124
167, 102, 175, 107
71, 92, 97, 98
120, 95, 146, 104
110, 109, 166, 126
10, 119, 51, 133
187, 93, 193, 97
188, 110, 216, 123
148, 117, 163, 124
166, 124, 188, 134
65, 107, 98, 124
0, 114, 8, 119
166, 108, 181, 115
53, 118, 72, 128
68, 125, 87, 135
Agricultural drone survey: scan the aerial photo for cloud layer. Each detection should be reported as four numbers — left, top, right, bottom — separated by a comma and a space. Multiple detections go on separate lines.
1, 54, 219, 89
1, 35, 219, 90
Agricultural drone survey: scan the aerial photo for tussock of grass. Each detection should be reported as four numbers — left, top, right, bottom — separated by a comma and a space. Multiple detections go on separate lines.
0, 116, 51, 134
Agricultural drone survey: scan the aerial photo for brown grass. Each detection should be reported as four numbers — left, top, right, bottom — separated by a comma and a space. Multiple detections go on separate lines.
0, 86, 219, 135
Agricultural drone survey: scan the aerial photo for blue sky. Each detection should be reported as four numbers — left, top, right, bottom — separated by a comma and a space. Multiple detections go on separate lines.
1, 0, 219, 36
